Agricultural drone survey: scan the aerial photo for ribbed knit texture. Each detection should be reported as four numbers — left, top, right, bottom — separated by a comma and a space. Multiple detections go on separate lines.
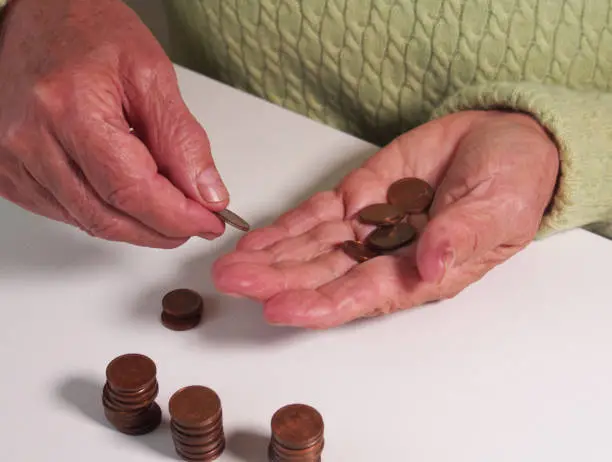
67, 2, 612, 237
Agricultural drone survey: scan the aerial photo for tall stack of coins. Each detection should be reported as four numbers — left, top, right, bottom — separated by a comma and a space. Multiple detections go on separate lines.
341, 177, 434, 263
102, 353, 162, 435
169, 385, 225, 461
161, 288, 204, 331
268, 404, 324, 462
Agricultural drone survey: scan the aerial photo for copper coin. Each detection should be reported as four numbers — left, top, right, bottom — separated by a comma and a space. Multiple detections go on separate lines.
340, 240, 378, 263
172, 425, 224, 446
162, 289, 203, 317
175, 439, 225, 461
173, 436, 225, 455
214, 209, 250, 232
172, 416, 223, 438
358, 203, 404, 225
406, 213, 429, 233
366, 222, 416, 251
103, 383, 158, 409
105, 354, 157, 393
270, 442, 324, 461
169, 386, 222, 427
387, 177, 434, 213
161, 312, 202, 331
106, 402, 162, 435
271, 404, 324, 450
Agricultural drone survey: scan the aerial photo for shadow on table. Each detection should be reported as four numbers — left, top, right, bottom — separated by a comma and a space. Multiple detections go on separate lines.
225, 429, 270, 462
129, 146, 377, 347
56, 376, 179, 459
0, 200, 119, 275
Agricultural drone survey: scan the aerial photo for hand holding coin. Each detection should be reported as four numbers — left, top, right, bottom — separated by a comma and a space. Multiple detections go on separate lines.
0, 0, 231, 248
213, 110, 559, 328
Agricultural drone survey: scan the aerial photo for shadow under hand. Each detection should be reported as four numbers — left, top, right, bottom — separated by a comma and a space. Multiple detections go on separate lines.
56, 376, 177, 460
131, 232, 301, 348
226, 429, 270, 462
131, 146, 378, 347
0, 200, 117, 275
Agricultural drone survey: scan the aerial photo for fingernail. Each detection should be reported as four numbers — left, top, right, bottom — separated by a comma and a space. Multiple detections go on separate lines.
197, 166, 228, 203
225, 292, 245, 299
200, 232, 220, 240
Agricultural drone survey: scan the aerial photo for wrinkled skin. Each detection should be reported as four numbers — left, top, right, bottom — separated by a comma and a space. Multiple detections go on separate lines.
0, 0, 228, 248
213, 111, 560, 328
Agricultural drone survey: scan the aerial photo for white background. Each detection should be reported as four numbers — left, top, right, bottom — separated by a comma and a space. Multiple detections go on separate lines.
0, 66, 611, 461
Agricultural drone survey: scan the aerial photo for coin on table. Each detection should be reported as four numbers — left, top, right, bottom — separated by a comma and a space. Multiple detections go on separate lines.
340, 240, 379, 263
105, 354, 157, 393
169, 385, 222, 427
160, 288, 203, 331
387, 177, 434, 213
214, 208, 250, 232
366, 222, 416, 251
357, 203, 404, 226
162, 289, 203, 318
271, 404, 324, 450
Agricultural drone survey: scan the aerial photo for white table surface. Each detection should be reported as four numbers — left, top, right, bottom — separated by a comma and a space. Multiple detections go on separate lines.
1, 65, 611, 462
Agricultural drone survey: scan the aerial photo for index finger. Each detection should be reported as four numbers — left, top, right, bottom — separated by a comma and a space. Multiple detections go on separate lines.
59, 120, 225, 238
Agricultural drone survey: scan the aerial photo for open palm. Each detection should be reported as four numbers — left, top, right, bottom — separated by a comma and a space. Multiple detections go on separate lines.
213, 111, 559, 328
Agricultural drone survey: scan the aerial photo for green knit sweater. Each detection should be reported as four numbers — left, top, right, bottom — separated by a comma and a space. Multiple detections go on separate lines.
163, 0, 612, 240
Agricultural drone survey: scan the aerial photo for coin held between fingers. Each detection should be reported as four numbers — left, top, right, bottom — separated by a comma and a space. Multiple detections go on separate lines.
214, 208, 250, 232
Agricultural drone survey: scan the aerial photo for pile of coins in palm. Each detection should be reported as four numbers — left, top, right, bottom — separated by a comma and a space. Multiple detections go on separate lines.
341, 177, 434, 263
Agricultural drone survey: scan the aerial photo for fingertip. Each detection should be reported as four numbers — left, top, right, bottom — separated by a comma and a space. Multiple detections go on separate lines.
416, 228, 454, 283
264, 290, 338, 328
211, 262, 283, 300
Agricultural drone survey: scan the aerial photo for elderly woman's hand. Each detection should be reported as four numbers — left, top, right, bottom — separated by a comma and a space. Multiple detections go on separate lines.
0, 0, 228, 247
213, 110, 559, 328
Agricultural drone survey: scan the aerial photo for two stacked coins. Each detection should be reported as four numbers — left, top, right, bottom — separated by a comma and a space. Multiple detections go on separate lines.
269, 404, 325, 462
341, 177, 434, 263
169, 386, 226, 461
102, 353, 162, 435
161, 288, 204, 331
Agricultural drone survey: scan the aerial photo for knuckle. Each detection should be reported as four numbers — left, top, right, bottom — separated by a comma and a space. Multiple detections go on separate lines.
84, 216, 123, 240
131, 57, 172, 92
104, 182, 142, 211
0, 126, 16, 151
32, 75, 68, 115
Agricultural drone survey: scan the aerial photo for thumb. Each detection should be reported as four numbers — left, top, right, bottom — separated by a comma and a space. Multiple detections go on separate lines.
123, 64, 229, 210
415, 191, 509, 284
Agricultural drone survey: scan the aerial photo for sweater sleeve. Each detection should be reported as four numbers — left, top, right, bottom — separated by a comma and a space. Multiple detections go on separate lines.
429, 82, 612, 240
0, 0, 6, 9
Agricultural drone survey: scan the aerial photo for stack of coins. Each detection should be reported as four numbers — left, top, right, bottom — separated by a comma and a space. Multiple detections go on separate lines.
341, 177, 434, 263
161, 288, 204, 331
268, 404, 325, 462
102, 353, 162, 435
169, 385, 225, 461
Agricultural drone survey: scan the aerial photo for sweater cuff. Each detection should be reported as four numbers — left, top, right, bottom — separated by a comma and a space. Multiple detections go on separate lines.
0, 0, 7, 9
430, 82, 612, 239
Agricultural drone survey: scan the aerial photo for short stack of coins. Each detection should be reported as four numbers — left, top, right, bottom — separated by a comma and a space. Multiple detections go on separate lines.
268, 404, 325, 462
169, 385, 225, 461
102, 353, 162, 435
341, 177, 434, 263
161, 288, 204, 331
